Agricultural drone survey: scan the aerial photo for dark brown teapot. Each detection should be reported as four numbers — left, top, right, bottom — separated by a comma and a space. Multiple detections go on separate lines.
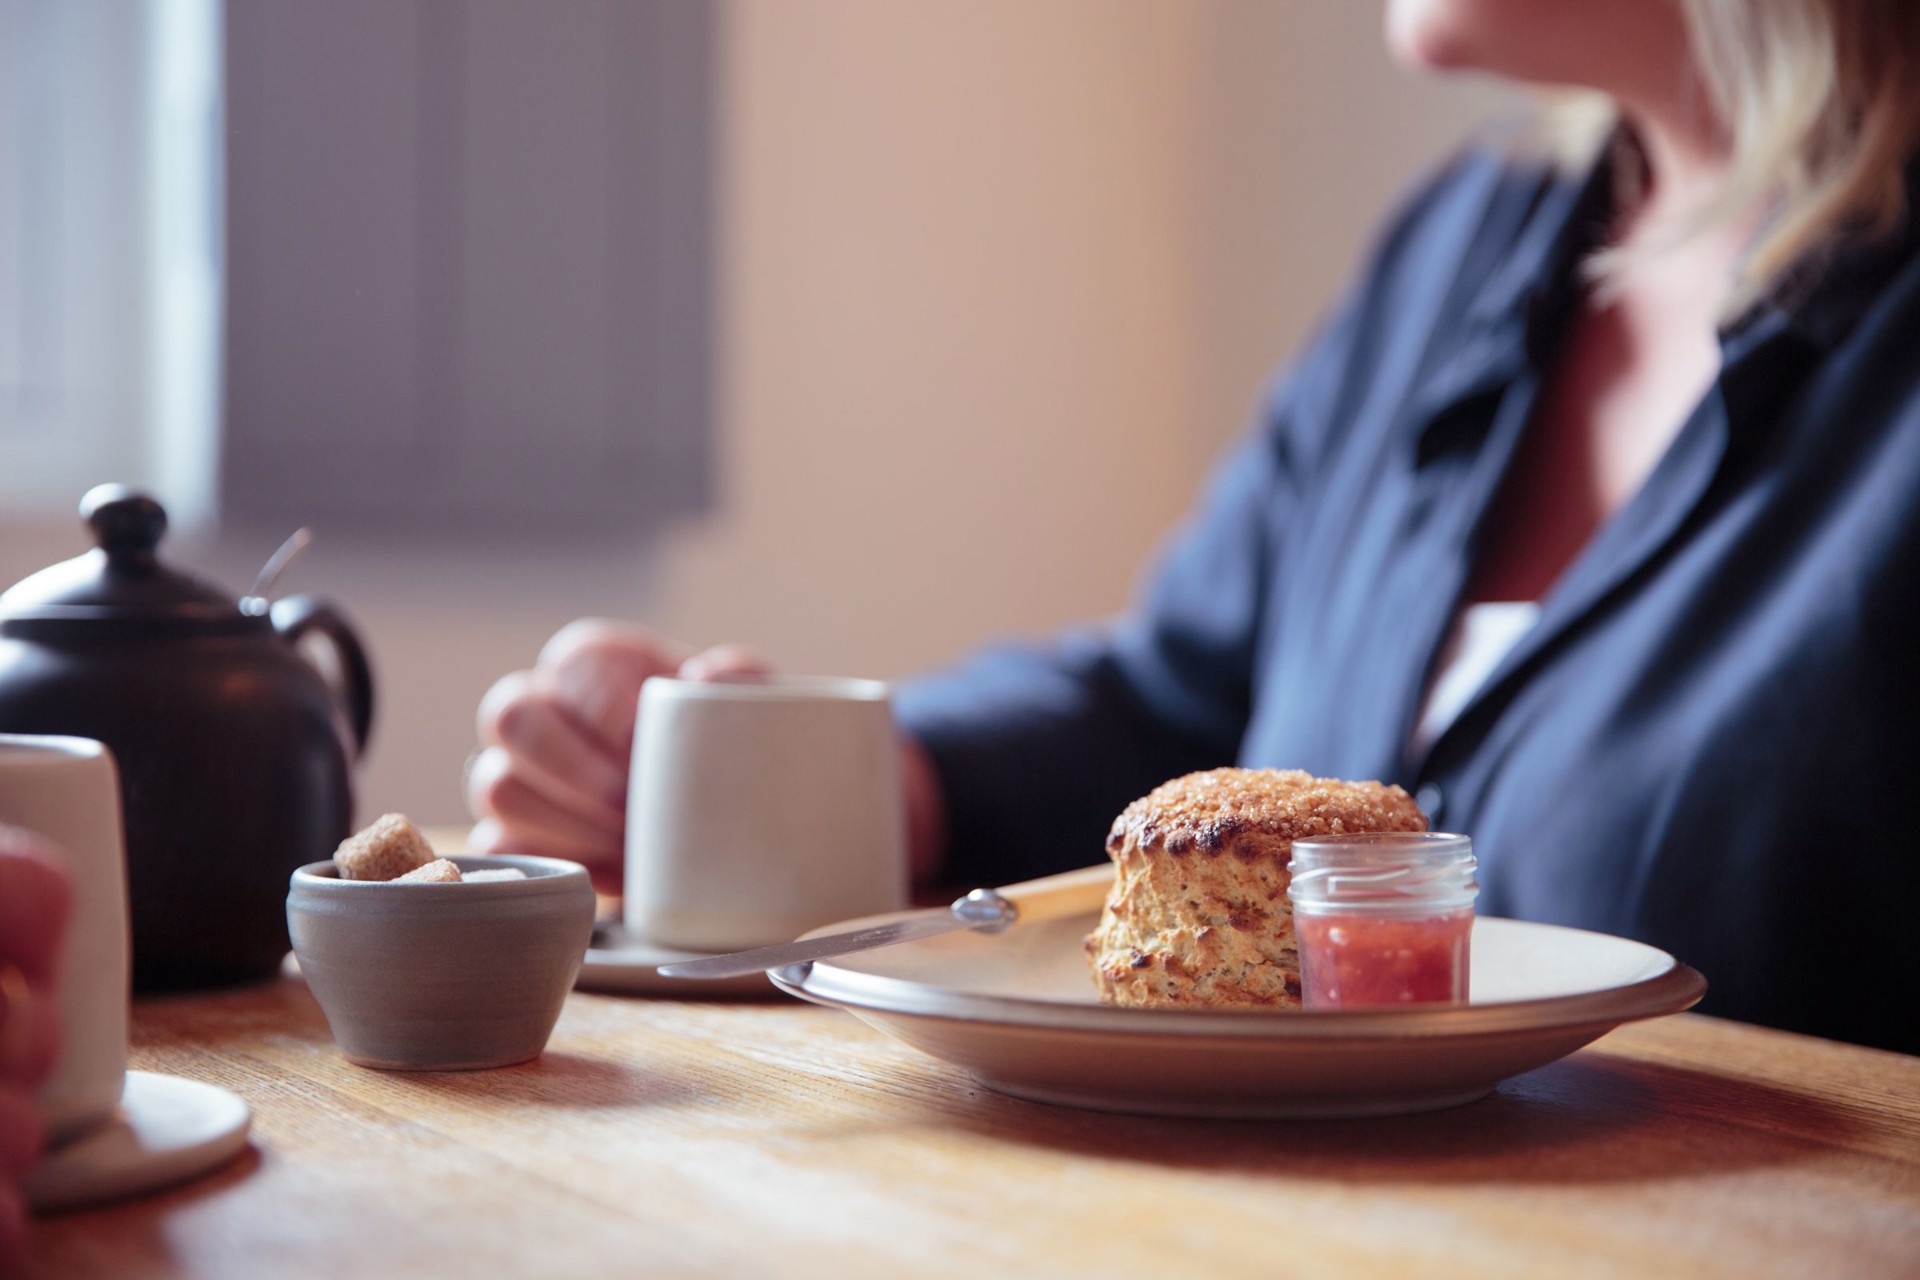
0, 486, 374, 990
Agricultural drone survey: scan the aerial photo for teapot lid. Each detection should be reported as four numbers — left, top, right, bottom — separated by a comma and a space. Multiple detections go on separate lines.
0, 486, 256, 631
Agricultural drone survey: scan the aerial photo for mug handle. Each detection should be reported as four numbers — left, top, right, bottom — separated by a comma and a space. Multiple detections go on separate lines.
271, 594, 376, 758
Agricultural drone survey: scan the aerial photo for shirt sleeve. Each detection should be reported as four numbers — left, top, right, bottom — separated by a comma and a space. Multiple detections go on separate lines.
891, 148, 1502, 887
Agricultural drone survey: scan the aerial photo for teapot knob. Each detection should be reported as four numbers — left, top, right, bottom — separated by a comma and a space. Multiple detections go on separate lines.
80, 485, 168, 567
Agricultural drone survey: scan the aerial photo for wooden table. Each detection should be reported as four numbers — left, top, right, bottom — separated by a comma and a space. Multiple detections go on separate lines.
20, 973, 1920, 1279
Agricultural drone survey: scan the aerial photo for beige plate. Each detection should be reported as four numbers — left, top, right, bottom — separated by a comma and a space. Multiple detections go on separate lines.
769, 865, 1706, 1118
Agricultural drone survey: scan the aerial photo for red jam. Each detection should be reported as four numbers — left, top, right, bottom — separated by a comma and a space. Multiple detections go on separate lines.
1295, 909, 1472, 1009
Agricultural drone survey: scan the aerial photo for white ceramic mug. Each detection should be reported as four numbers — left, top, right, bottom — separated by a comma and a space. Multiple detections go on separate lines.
0, 734, 131, 1143
624, 676, 909, 952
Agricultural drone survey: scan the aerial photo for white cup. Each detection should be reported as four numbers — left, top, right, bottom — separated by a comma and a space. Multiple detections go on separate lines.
624, 676, 909, 952
0, 735, 131, 1143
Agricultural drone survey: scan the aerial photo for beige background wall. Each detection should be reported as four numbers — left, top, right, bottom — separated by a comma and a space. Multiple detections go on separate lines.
0, 1, 1508, 826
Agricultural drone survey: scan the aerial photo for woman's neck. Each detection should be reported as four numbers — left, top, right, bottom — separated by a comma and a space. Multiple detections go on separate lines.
1612, 68, 1737, 240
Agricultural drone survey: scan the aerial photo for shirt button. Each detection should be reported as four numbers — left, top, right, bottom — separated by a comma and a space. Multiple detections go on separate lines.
1415, 782, 1445, 825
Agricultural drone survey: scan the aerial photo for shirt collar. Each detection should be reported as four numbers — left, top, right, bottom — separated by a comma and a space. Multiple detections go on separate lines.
1462, 144, 1616, 339
1408, 150, 1611, 467
1466, 138, 1920, 352
1412, 139, 1919, 468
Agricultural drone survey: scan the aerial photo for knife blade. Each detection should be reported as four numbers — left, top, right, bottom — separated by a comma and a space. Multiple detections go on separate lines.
655, 887, 1018, 979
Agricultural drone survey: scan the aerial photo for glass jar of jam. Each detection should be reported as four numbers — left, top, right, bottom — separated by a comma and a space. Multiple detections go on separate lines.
1288, 832, 1478, 1009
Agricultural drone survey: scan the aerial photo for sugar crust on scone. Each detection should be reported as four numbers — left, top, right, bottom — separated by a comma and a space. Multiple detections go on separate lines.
1086, 768, 1427, 1009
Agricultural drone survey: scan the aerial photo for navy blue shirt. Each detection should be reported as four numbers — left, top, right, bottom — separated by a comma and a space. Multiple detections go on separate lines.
895, 147, 1920, 1054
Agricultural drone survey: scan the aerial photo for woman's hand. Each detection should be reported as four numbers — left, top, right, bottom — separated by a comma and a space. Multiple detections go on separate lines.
467, 620, 769, 892
0, 826, 71, 1259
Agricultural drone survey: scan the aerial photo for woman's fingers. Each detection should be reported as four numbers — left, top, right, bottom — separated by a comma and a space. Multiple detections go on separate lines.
678, 644, 774, 683
468, 621, 781, 902
477, 673, 628, 824
0, 967, 59, 1090
0, 831, 69, 1094
0, 837, 63, 1256
0, 831, 71, 984
538, 620, 691, 755
0, 1182, 26, 1263
466, 750, 624, 866
0, 1090, 42, 1185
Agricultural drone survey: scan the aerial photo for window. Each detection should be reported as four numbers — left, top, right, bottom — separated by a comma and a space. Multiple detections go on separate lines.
219, 0, 715, 539
0, 0, 221, 527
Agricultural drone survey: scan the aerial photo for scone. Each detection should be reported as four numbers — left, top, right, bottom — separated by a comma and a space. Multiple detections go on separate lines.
1086, 768, 1427, 1008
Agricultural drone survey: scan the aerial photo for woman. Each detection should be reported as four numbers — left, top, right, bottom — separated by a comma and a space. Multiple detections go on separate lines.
0, 829, 70, 1257
470, 0, 1920, 1053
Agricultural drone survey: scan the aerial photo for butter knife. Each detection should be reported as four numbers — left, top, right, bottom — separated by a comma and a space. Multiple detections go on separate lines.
655, 888, 1019, 980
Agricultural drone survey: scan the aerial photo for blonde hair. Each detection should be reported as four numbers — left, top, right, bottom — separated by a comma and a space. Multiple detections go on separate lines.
1566, 0, 1920, 314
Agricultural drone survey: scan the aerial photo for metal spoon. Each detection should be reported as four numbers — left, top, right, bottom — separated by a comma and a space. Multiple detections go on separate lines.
241, 526, 313, 613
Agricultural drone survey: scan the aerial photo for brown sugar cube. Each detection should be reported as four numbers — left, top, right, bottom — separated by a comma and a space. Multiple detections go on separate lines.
396, 858, 463, 884
334, 813, 437, 882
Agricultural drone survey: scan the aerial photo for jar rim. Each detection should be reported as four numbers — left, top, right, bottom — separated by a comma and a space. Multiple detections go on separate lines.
1288, 831, 1477, 909
1290, 831, 1471, 866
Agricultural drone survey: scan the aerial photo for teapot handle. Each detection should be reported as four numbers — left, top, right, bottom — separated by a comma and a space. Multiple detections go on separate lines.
270, 594, 375, 758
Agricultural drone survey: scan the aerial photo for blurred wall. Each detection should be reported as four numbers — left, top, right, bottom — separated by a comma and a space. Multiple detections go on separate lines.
651, 1, 1214, 677
0, 1, 1508, 826
646, 0, 1510, 694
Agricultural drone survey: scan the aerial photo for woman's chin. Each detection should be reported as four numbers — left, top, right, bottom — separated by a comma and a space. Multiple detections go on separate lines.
1384, 6, 1479, 74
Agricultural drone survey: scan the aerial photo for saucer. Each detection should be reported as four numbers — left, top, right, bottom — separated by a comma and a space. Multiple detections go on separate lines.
26, 1070, 253, 1212
575, 921, 776, 998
